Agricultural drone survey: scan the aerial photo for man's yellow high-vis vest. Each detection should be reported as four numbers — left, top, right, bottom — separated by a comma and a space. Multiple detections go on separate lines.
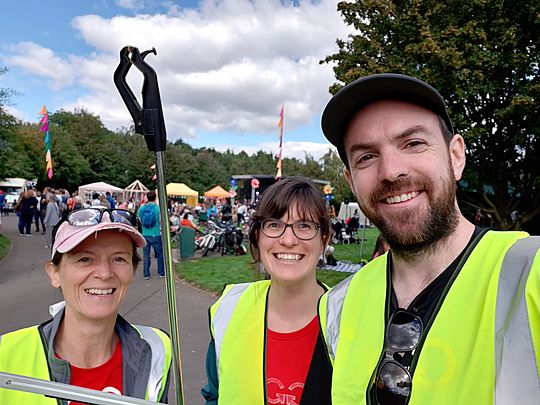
319, 231, 540, 404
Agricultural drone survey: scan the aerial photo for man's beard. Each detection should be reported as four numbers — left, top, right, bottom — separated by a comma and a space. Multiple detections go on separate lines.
362, 165, 459, 261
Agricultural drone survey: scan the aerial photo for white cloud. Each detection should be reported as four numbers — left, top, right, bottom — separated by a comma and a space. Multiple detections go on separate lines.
5, 42, 77, 90
116, 0, 144, 10
213, 140, 337, 161
5, 0, 350, 146
4, 105, 28, 122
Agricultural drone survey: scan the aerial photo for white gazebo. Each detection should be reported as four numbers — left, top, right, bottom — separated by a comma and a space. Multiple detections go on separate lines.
78, 181, 123, 201
123, 179, 149, 203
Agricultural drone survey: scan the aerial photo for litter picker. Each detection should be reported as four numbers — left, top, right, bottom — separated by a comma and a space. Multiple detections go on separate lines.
0, 372, 157, 404
113, 46, 184, 405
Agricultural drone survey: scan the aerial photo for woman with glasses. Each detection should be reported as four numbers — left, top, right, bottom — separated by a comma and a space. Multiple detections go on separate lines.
201, 177, 333, 405
0, 208, 171, 404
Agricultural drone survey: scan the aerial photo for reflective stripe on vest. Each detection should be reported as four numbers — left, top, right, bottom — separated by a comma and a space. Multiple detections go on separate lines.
211, 283, 251, 377
325, 275, 354, 362
210, 281, 270, 404
134, 325, 171, 402
495, 236, 540, 404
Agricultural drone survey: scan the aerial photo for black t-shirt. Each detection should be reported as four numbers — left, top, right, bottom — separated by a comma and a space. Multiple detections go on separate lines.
388, 226, 486, 324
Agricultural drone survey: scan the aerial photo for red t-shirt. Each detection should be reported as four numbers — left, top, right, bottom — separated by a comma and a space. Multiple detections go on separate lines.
66, 339, 123, 405
266, 316, 319, 405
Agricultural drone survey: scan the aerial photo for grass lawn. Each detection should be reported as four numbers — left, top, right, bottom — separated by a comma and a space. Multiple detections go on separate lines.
332, 227, 380, 263
175, 226, 382, 294
0, 234, 11, 260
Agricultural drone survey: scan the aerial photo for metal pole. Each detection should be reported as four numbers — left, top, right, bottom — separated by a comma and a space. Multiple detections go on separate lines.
0, 372, 157, 405
155, 151, 184, 405
359, 217, 367, 259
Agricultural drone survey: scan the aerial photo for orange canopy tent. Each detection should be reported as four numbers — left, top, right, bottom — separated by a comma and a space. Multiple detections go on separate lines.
204, 185, 230, 198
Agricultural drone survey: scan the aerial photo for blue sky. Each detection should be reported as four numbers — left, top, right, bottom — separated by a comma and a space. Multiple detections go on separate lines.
0, 0, 350, 160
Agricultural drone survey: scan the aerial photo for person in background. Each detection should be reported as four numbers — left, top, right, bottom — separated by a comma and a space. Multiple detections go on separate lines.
33, 190, 44, 233
99, 194, 111, 209
202, 177, 332, 404
73, 195, 84, 210
137, 191, 165, 280
220, 198, 233, 223
180, 212, 198, 230
91, 193, 101, 207
118, 199, 129, 210
66, 191, 78, 212
106, 191, 116, 209
39, 191, 48, 235
0, 207, 171, 403
326, 204, 336, 219
194, 203, 202, 218
127, 197, 136, 213
371, 234, 390, 260
43, 192, 61, 249
0, 190, 5, 217
236, 200, 247, 227
208, 203, 218, 220
18, 190, 38, 236
319, 73, 540, 404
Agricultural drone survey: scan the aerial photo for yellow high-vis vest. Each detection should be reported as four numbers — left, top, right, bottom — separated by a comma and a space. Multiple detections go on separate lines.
319, 231, 540, 405
210, 280, 271, 404
0, 324, 171, 404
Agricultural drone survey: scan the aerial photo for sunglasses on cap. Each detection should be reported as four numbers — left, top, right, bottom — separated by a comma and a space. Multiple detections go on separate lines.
67, 208, 138, 227
52, 208, 140, 242
374, 309, 423, 405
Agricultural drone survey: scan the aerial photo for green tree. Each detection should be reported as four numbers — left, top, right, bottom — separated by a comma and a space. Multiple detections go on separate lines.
321, 149, 355, 204
323, 0, 540, 230
0, 67, 25, 179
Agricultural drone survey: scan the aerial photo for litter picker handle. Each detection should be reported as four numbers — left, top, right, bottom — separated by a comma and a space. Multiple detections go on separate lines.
113, 46, 167, 152
114, 46, 185, 405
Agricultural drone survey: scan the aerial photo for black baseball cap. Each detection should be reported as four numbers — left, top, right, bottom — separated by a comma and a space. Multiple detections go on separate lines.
321, 73, 454, 165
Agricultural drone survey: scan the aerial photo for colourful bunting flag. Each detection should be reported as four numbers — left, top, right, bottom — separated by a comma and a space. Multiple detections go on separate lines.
276, 105, 284, 180
39, 105, 53, 180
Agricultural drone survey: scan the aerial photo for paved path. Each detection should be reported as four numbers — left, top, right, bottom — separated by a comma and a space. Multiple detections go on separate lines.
0, 214, 217, 404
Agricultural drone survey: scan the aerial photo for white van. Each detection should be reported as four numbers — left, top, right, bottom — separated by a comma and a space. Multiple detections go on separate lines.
0, 178, 28, 211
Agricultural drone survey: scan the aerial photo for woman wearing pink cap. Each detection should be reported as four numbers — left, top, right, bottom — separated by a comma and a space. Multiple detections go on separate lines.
0, 208, 172, 404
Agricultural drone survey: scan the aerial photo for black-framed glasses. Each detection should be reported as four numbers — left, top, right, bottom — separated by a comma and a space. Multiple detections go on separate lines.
375, 310, 423, 405
66, 208, 139, 228
260, 219, 321, 241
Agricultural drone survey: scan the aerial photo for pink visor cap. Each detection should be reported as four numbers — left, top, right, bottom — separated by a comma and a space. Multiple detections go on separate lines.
51, 218, 146, 260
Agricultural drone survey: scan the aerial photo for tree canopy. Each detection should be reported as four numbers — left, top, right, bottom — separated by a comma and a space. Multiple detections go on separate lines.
0, 67, 28, 179
323, 0, 540, 230
1, 106, 349, 204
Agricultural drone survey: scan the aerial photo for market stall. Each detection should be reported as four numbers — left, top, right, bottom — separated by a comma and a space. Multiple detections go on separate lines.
78, 181, 123, 201
203, 185, 230, 198
166, 183, 198, 206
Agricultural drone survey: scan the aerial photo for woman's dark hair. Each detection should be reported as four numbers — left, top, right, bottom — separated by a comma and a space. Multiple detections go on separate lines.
182, 213, 189, 220
248, 177, 332, 263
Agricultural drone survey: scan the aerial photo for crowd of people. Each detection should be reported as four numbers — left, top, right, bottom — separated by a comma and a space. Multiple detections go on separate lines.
1, 72, 539, 404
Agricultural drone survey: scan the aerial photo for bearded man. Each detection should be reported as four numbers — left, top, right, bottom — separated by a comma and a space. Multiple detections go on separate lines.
318, 73, 540, 405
